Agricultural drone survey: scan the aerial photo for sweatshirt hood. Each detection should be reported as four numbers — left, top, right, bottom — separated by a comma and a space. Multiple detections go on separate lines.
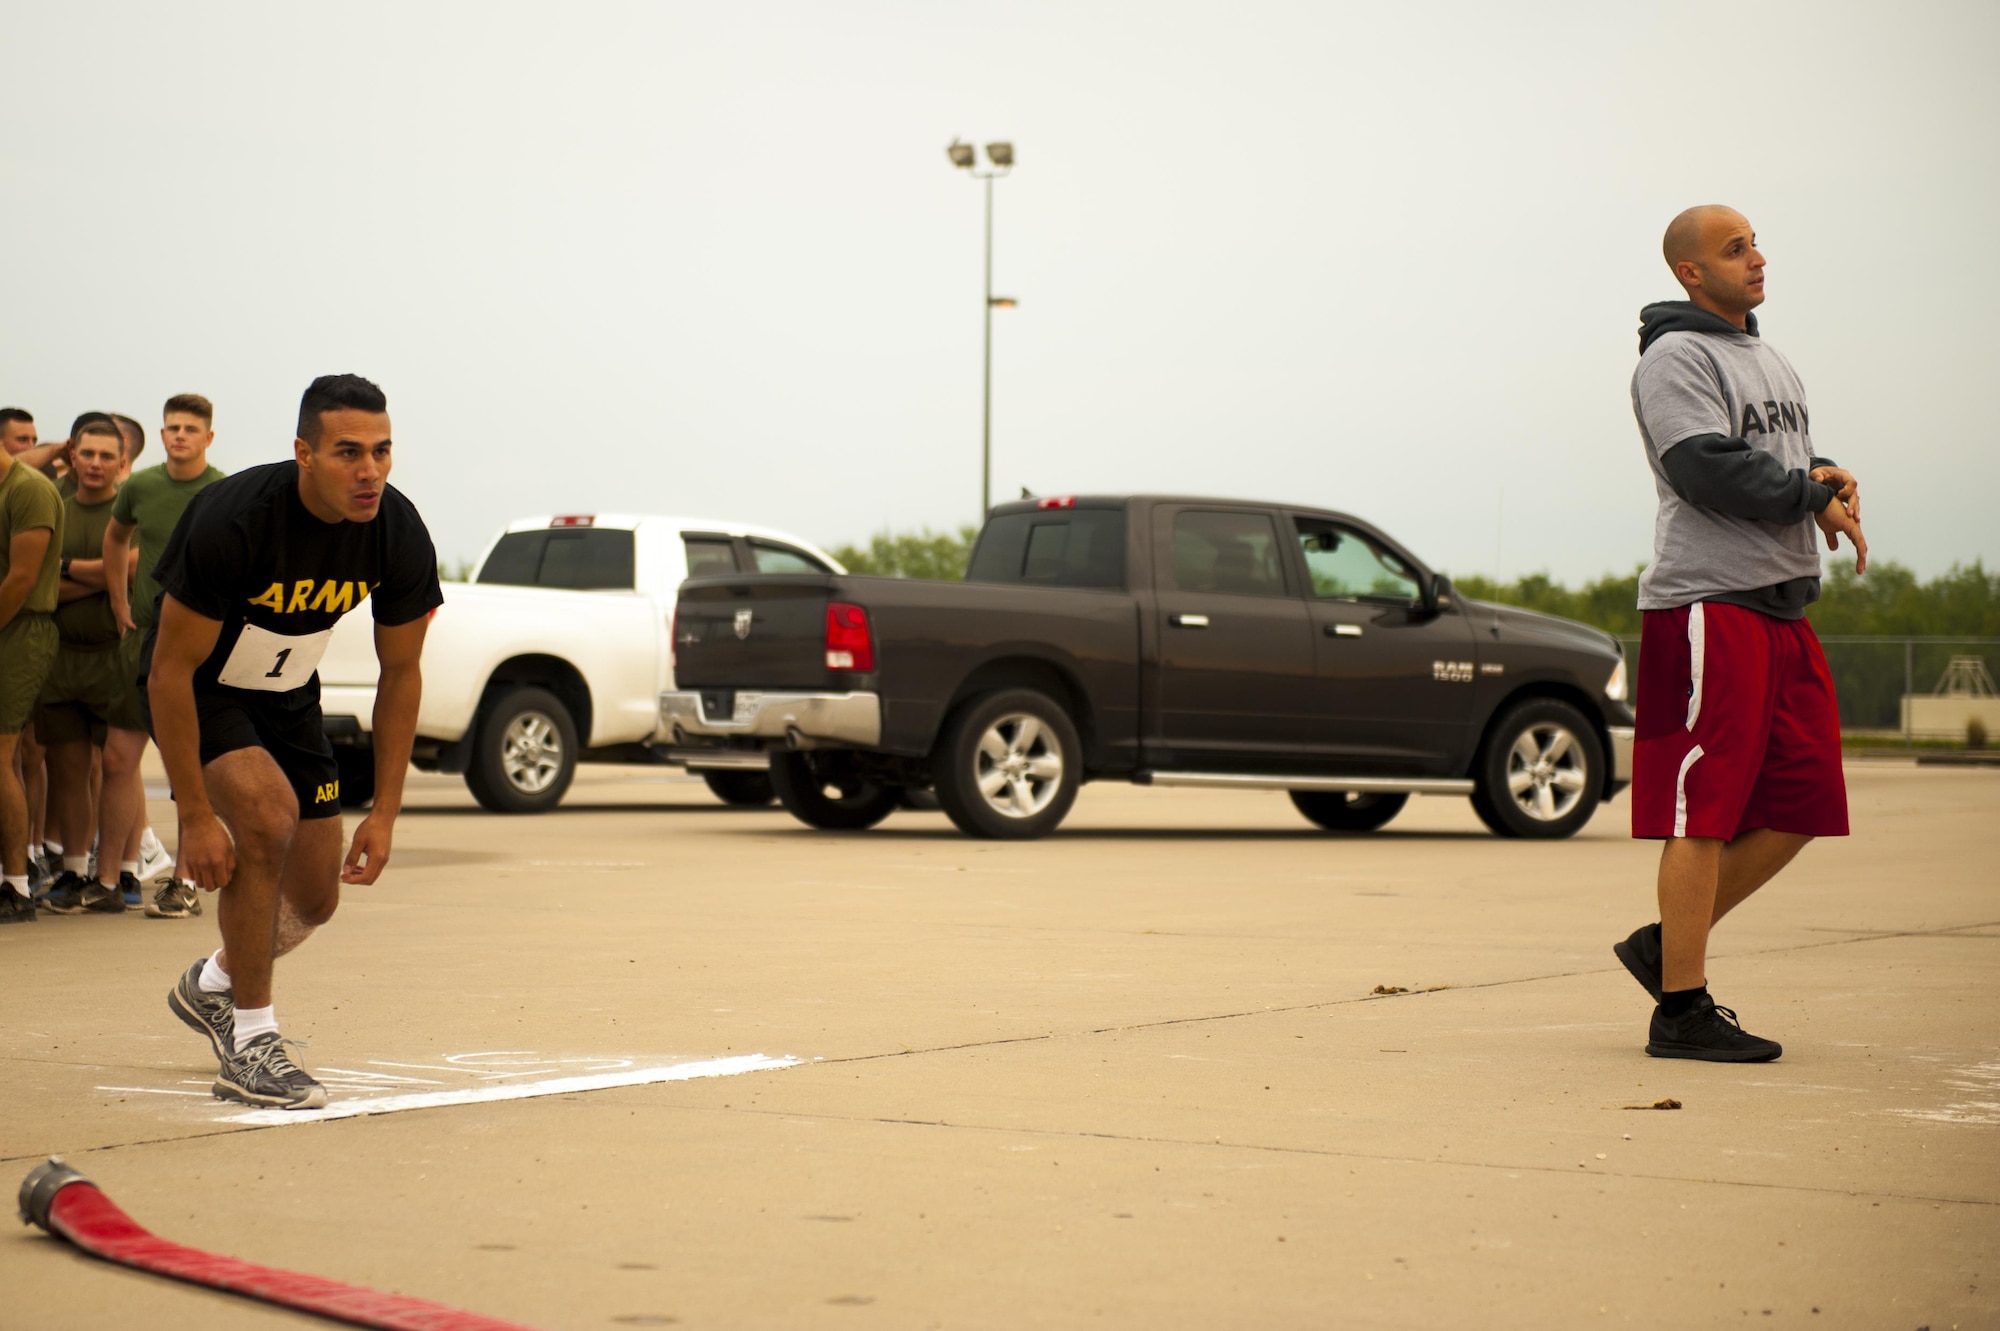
1637, 301, 1758, 355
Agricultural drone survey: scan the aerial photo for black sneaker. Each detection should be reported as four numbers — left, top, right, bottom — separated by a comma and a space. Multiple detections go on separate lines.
167, 957, 235, 1064
81, 880, 126, 914
119, 872, 143, 908
1614, 922, 1664, 1001
214, 1033, 327, 1110
0, 885, 35, 924
25, 851, 48, 898
38, 872, 90, 915
1646, 994, 1782, 1063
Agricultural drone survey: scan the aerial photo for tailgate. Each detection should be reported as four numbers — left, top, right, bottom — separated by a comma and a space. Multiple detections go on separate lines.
674, 574, 833, 689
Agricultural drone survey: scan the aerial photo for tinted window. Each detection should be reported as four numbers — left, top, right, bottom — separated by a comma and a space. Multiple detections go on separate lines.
1172, 510, 1287, 597
476, 531, 546, 587
1295, 519, 1420, 604
684, 538, 739, 577
966, 510, 1126, 588
476, 528, 634, 590
538, 529, 635, 589
749, 541, 829, 574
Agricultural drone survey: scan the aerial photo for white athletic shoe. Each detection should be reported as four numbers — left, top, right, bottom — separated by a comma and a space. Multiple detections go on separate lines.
137, 837, 175, 889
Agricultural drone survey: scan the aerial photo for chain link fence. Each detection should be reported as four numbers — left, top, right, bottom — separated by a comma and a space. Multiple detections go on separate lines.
1615, 635, 2000, 740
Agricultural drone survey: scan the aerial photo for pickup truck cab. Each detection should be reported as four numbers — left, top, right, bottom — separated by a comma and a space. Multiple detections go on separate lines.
663, 495, 1633, 839
318, 513, 843, 812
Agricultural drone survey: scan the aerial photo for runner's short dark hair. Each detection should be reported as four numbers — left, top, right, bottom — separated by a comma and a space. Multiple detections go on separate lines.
164, 393, 213, 425
69, 411, 117, 440
297, 374, 388, 445
111, 413, 145, 461
0, 408, 32, 430
74, 420, 123, 444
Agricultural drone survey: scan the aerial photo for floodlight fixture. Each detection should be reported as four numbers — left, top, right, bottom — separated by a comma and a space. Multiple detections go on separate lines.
988, 296, 1017, 309
984, 141, 1014, 168
947, 140, 976, 169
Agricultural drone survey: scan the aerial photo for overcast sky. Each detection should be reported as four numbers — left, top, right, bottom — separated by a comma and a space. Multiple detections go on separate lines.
5, 1, 1995, 582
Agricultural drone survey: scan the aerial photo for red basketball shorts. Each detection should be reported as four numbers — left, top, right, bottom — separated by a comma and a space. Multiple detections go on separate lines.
1632, 601, 1849, 841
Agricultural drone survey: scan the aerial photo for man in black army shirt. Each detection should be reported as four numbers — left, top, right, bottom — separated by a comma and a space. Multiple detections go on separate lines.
148, 374, 442, 1109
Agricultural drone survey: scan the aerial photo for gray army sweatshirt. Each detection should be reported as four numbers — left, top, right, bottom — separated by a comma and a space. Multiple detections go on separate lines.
1631, 302, 1839, 619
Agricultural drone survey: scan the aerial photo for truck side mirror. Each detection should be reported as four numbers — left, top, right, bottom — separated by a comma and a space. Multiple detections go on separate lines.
1428, 573, 1453, 611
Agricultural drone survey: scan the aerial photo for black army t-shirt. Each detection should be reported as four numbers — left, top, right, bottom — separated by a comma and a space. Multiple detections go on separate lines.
146, 461, 442, 707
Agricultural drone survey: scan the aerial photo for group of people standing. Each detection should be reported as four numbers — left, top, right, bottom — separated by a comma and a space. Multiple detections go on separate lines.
1, 397, 224, 924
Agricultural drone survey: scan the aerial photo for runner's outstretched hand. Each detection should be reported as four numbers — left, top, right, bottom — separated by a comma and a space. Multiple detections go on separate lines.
342, 814, 393, 884
1814, 494, 1868, 573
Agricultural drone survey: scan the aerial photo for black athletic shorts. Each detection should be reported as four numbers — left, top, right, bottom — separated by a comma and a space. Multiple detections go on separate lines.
142, 687, 343, 821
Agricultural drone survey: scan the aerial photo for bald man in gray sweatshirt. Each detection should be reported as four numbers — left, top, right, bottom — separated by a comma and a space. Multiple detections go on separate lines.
1614, 205, 1868, 1063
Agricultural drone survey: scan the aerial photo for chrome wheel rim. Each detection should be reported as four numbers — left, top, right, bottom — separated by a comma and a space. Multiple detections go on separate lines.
501, 711, 563, 793
974, 713, 1065, 819
1506, 722, 1587, 822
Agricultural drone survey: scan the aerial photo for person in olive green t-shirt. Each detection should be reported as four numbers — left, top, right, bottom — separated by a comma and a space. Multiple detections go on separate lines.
103, 395, 224, 921
107, 448, 226, 631
34, 425, 140, 915
1, 442, 63, 921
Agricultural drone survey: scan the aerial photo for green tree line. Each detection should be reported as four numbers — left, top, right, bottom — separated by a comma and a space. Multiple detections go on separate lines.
830, 526, 980, 582
828, 526, 1999, 639
1454, 561, 2000, 638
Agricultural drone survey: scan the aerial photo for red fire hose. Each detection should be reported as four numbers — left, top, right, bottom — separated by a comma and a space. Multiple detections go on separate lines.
19, 1158, 543, 1330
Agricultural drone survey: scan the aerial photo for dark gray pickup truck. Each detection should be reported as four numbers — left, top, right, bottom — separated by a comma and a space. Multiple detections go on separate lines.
661, 495, 1633, 840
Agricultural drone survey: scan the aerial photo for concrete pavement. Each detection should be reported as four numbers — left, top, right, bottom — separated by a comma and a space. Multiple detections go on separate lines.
2, 763, 1994, 1329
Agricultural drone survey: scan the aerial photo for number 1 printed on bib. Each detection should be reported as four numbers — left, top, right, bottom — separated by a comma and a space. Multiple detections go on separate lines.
217, 622, 335, 692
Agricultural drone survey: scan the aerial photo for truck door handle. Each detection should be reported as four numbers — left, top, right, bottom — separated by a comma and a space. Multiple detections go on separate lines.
1326, 623, 1363, 637
1171, 614, 1210, 628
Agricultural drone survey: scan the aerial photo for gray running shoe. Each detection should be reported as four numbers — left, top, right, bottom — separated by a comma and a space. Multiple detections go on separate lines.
146, 879, 203, 919
213, 1033, 327, 1110
167, 957, 235, 1063
39, 872, 90, 915
0, 885, 35, 924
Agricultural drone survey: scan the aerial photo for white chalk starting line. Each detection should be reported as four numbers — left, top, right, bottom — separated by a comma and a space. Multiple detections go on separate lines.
97, 1052, 801, 1127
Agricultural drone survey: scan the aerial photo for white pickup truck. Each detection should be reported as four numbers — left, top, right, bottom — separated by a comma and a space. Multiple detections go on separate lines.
316, 513, 845, 812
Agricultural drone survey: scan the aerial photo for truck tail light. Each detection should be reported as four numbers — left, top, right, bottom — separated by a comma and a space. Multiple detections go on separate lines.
825, 601, 874, 672
1036, 495, 1076, 510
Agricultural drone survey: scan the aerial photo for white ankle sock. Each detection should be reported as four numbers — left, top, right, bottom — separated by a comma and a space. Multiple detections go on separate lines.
120, 860, 139, 875
198, 951, 232, 994
3, 875, 27, 897
233, 1006, 277, 1051
62, 856, 89, 876
142, 826, 164, 856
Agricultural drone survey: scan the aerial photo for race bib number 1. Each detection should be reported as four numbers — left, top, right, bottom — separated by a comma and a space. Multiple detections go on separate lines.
217, 622, 335, 692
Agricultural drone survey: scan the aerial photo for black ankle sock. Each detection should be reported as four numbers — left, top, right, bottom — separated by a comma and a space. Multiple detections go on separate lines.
1661, 985, 1708, 1019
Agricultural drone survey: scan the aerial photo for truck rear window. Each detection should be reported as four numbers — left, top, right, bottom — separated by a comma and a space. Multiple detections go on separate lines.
477, 529, 636, 590
966, 510, 1125, 588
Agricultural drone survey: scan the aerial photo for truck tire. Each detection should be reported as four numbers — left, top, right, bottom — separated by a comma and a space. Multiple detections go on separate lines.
1289, 790, 1407, 832
333, 745, 375, 809
1470, 698, 1602, 839
463, 687, 578, 814
703, 770, 776, 807
932, 688, 1082, 840
768, 751, 900, 830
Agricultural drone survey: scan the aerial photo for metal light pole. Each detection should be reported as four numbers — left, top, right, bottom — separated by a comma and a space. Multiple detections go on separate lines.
948, 139, 1015, 518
